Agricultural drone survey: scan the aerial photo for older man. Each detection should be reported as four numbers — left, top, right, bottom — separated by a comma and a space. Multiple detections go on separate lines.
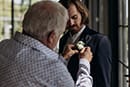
0, 1, 93, 87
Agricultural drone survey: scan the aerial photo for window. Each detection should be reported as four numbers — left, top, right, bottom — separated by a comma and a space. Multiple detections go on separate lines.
118, 0, 129, 87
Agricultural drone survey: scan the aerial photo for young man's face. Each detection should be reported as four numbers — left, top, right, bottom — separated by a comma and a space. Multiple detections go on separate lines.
67, 3, 83, 34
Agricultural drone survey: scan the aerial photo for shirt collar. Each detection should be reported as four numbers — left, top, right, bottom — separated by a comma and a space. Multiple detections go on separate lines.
72, 25, 86, 43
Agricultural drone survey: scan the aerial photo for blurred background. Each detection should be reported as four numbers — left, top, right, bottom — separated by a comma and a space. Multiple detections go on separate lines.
0, 0, 129, 87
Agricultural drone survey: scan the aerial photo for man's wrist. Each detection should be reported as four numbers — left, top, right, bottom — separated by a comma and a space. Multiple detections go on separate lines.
79, 58, 90, 74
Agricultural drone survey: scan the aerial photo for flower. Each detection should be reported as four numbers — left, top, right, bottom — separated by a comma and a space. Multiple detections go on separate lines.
76, 41, 85, 50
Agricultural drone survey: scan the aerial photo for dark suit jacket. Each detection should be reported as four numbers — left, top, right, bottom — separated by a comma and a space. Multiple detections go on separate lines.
59, 26, 112, 87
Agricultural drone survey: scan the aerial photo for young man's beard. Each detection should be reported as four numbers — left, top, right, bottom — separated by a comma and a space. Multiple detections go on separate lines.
68, 23, 83, 35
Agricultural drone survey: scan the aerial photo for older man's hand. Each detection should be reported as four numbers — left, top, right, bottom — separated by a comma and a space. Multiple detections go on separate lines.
62, 44, 78, 60
79, 47, 93, 62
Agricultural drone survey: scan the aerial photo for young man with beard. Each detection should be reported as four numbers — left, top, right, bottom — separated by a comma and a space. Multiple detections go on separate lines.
59, 0, 112, 87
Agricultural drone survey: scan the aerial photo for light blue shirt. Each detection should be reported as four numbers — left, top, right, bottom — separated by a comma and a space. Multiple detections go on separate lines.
0, 32, 92, 87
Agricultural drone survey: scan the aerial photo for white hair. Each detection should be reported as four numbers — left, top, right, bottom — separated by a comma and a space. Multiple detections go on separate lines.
22, 1, 68, 40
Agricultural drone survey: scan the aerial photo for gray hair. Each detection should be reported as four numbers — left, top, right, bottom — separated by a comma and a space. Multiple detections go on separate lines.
22, 1, 68, 40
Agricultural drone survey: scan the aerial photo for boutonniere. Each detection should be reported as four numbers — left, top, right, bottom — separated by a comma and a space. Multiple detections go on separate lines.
75, 41, 85, 51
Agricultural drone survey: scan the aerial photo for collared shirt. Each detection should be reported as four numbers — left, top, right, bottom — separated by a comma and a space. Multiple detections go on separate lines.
67, 25, 86, 44
72, 25, 86, 43
0, 32, 92, 87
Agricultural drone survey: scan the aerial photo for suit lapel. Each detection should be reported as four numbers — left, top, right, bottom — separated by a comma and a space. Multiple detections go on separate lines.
79, 26, 92, 46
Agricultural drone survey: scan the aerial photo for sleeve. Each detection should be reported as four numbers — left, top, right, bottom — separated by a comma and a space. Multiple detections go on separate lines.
76, 59, 93, 87
58, 55, 68, 66
52, 59, 75, 87
96, 36, 112, 87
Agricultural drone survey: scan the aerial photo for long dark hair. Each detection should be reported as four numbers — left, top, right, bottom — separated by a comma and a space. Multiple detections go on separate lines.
59, 0, 89, 25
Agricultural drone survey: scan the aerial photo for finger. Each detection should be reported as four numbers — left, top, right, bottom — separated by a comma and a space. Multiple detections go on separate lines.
90, 52, 93, 57
80, 47, 86, 53
73, 50, 79, 54
86, 46, 91, 51
86, 47, 93, 56
68, 44, 75, 48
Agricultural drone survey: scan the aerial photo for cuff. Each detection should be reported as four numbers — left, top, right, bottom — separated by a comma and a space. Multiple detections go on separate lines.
79, 58, 90, 74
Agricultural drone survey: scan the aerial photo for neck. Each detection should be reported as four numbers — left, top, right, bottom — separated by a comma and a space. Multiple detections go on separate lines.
70, 24, 85, 35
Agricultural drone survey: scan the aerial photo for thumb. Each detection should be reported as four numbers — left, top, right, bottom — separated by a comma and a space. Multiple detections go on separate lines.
80, 47, 87, 53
